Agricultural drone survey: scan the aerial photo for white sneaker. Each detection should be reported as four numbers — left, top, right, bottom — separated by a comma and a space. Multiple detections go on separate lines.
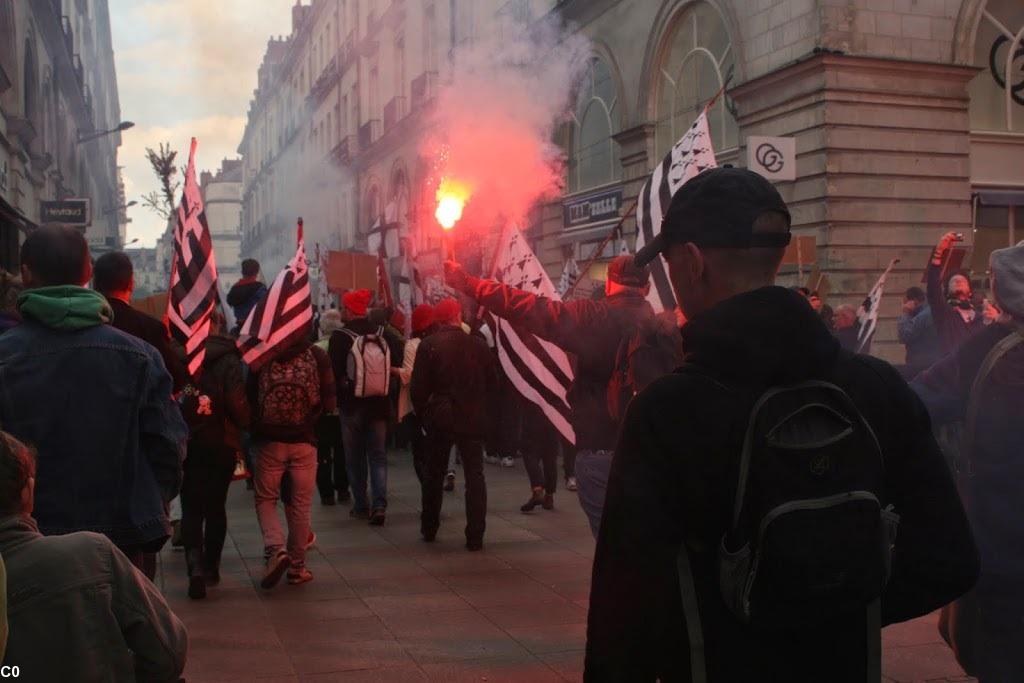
500, 456, 515, 468
566, 476, 578, 492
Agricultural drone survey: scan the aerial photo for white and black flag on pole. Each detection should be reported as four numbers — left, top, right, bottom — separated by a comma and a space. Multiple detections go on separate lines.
557, 256, 580, 297
485, 227, 576, 445
167, 137, 219, 378
237, 219, 314, 371
857, 258, 900, 353
634, 110, 718, 312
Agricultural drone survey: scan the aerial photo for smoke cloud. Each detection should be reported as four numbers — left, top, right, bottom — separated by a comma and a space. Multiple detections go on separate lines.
424, 16, 591, 233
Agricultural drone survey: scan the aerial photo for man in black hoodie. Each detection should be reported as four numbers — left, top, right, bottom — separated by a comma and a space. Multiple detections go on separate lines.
227, 259, 268, 334
585, 168, 978, 682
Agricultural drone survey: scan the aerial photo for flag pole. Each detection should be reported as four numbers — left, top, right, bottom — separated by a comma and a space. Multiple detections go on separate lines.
562, 199, 639, 300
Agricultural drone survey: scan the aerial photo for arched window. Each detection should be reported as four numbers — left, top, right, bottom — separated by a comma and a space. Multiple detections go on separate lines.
0, 2, 15, 93
653, 1, 737, 160
968, 0, 1024, 132
390, 166, 410, 231
364, 184, 382, 232
568, 57, 620, 193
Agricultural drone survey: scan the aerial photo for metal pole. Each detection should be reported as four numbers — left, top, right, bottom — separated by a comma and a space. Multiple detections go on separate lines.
562, 196, 639, 300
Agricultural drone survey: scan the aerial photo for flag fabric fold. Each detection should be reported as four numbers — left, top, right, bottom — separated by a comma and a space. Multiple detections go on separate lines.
557, 256, 580, 297
634, 110, 718, 312
237, 219, 314, 371
166, 137, 219, 378
485, 226, 575, 444
857, 258, 900, 353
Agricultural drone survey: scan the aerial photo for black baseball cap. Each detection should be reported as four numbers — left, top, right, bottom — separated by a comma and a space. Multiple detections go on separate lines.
634, 167, 792, 267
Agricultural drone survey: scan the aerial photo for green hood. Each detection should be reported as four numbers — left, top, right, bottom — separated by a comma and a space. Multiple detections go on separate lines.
17, 286, 113, 331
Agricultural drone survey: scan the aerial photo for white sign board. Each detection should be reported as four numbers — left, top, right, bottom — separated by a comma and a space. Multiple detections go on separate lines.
747, 136, 796, 182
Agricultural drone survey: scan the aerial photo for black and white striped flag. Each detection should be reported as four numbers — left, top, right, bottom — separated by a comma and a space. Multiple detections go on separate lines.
236, 219, 313, 371
857, 258, 900, 353
486, 226, 576, 444
166, 138, 219, 378
634, 111, 717, 312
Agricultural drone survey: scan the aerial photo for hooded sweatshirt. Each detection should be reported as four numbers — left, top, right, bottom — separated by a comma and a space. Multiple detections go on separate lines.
586, 286, 978, 682
18, 286, 112, 330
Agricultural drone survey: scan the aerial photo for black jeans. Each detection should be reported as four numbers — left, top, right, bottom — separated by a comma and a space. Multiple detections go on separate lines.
421, 431, 486, 544
563, 444, 576, 479
118, 546, 158, 581
405, 414, 428, 484
523, 442, 558, 494
180, 444, 235, 569
315, 414, 348, 500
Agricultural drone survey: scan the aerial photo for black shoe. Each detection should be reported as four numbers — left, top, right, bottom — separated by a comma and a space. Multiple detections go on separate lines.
203, 566, 221, 586
185, 548, 206, 599
369, 509, 387, 526
444, 471, 455, 492
466, 540, 483, 552
321, 495, 337, 506
337, 490, 351, 504
542, 493, 554, 510
520, 488, 545, 513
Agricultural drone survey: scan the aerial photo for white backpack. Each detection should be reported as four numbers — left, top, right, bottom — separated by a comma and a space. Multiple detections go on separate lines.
343, 327, 391, 398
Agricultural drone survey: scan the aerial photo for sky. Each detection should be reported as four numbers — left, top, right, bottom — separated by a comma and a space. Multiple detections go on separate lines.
109, 0, 293, 247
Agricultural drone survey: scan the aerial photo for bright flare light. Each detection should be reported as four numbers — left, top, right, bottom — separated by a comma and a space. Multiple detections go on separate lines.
435, 179, 470, 231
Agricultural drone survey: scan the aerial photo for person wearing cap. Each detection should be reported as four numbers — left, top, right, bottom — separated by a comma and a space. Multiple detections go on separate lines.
912, 240, 1024, 681
585, 168, 978, 681
445, 252, 661, 535
328, 289, 403, 525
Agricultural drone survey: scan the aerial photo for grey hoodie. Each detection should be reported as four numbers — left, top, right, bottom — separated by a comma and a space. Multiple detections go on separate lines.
991, 240, 1024, 320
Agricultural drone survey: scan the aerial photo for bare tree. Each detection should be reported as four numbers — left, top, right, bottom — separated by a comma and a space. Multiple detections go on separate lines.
140, 143, 180, 219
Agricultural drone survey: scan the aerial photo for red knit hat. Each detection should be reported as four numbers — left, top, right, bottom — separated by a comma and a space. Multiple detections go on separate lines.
411, 304, 434, 333
390, 309, 406, 331
433, 297, 462, 324
342, 289, 372, 317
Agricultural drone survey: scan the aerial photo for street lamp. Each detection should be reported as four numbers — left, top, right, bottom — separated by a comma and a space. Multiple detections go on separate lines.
101, 199, 137, 216
77, 120, 134, 144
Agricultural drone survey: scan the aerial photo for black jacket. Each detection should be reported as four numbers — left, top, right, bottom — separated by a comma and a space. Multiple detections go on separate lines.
926, 262, 985, 355
327, 317, 404, 420
913, 322, 1024, 603
107, 298, 189, 392
456, 274, 654, 451
410, 324, 498, 438
183, 334, 250, 451
586, 286, 979, 682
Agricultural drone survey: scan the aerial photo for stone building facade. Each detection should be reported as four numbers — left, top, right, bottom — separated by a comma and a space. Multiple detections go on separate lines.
201, 159, 244, 290
543, 0, 1022, 361
0, 0, 124, 271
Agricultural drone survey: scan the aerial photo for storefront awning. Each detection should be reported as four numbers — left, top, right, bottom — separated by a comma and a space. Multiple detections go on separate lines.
0, 194, 38, 234
976, 190, 1024, 207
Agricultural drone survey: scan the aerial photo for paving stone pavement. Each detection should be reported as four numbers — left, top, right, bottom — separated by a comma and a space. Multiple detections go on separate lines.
155, 451, 974, 682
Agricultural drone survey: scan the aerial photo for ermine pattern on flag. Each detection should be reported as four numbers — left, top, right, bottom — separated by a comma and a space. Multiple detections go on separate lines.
237, 221, 313, 371
486, 227, 576, 444
857, 258, 900, 353
557, 257, 580, 297
167, 138, 219, 378
634, 111, 717, 312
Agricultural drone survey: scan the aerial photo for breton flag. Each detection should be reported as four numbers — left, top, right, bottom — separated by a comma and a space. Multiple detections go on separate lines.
857, 258, 900, 353
485, 226, 576, 444
166, 137, 219, 378
237, 219, 314, 371
556, 256, 580, 297
634, 110, 718, 312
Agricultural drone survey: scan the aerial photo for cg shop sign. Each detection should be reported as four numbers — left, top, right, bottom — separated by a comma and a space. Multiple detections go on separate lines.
747, 136, 796, 182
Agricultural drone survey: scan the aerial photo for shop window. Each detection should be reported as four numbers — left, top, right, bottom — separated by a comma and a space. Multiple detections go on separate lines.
654, 1, 737, 159
969, 0, 1024, 133
567, 57, 621, 193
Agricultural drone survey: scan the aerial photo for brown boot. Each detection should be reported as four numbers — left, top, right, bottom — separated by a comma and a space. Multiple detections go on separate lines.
520, 487, 545, 513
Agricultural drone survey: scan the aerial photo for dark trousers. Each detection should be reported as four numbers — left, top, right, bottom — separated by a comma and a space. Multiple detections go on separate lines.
405, 414, 428, 483
421, 431, 486, 544
119, 547, 158, 581
563, 444, 576, 479
180, 444, 235, 569
523, 444, 558, 494
315, 414, 348, 500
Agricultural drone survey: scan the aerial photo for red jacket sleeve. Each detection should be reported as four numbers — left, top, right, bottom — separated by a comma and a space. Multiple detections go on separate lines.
461, 275, 602, 350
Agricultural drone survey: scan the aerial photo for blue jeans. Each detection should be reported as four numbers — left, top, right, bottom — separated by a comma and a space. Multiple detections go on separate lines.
575, 449, 614, 539
341, 408, 388, 512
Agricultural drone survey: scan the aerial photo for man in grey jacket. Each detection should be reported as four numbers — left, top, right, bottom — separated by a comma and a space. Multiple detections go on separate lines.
0, 431, 187, 681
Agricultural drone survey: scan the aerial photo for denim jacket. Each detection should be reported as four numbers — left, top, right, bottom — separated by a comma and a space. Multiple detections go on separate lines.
0, 320, 187, 547
0, 515, 187, 681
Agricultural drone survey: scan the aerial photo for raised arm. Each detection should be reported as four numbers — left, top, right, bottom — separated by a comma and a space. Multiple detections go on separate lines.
926, 232, 959, 334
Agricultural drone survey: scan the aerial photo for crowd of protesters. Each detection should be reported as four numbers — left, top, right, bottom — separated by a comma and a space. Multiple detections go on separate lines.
0, 163, 1020, 681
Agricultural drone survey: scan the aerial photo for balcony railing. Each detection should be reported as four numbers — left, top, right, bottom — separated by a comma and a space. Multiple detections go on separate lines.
358, 120, 380, 150
383, 96, 405, 131
331, 135, 353, 166
410, 72, 437, 111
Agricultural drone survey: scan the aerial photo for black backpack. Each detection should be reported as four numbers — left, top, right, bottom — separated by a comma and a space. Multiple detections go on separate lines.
675, 378, 901, 682
607, 314, 684, 421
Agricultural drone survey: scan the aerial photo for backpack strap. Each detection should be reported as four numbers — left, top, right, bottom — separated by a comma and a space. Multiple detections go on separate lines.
962, 326, 1024, 494
676, 544, 707, 683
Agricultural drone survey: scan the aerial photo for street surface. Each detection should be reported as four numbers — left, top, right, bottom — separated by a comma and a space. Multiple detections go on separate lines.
156, 451, 974, 682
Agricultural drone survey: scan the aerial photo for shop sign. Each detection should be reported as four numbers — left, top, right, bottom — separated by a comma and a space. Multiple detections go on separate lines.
40, 198, 91, 226
563, 187, 623, 229
747, 136, 796, 182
